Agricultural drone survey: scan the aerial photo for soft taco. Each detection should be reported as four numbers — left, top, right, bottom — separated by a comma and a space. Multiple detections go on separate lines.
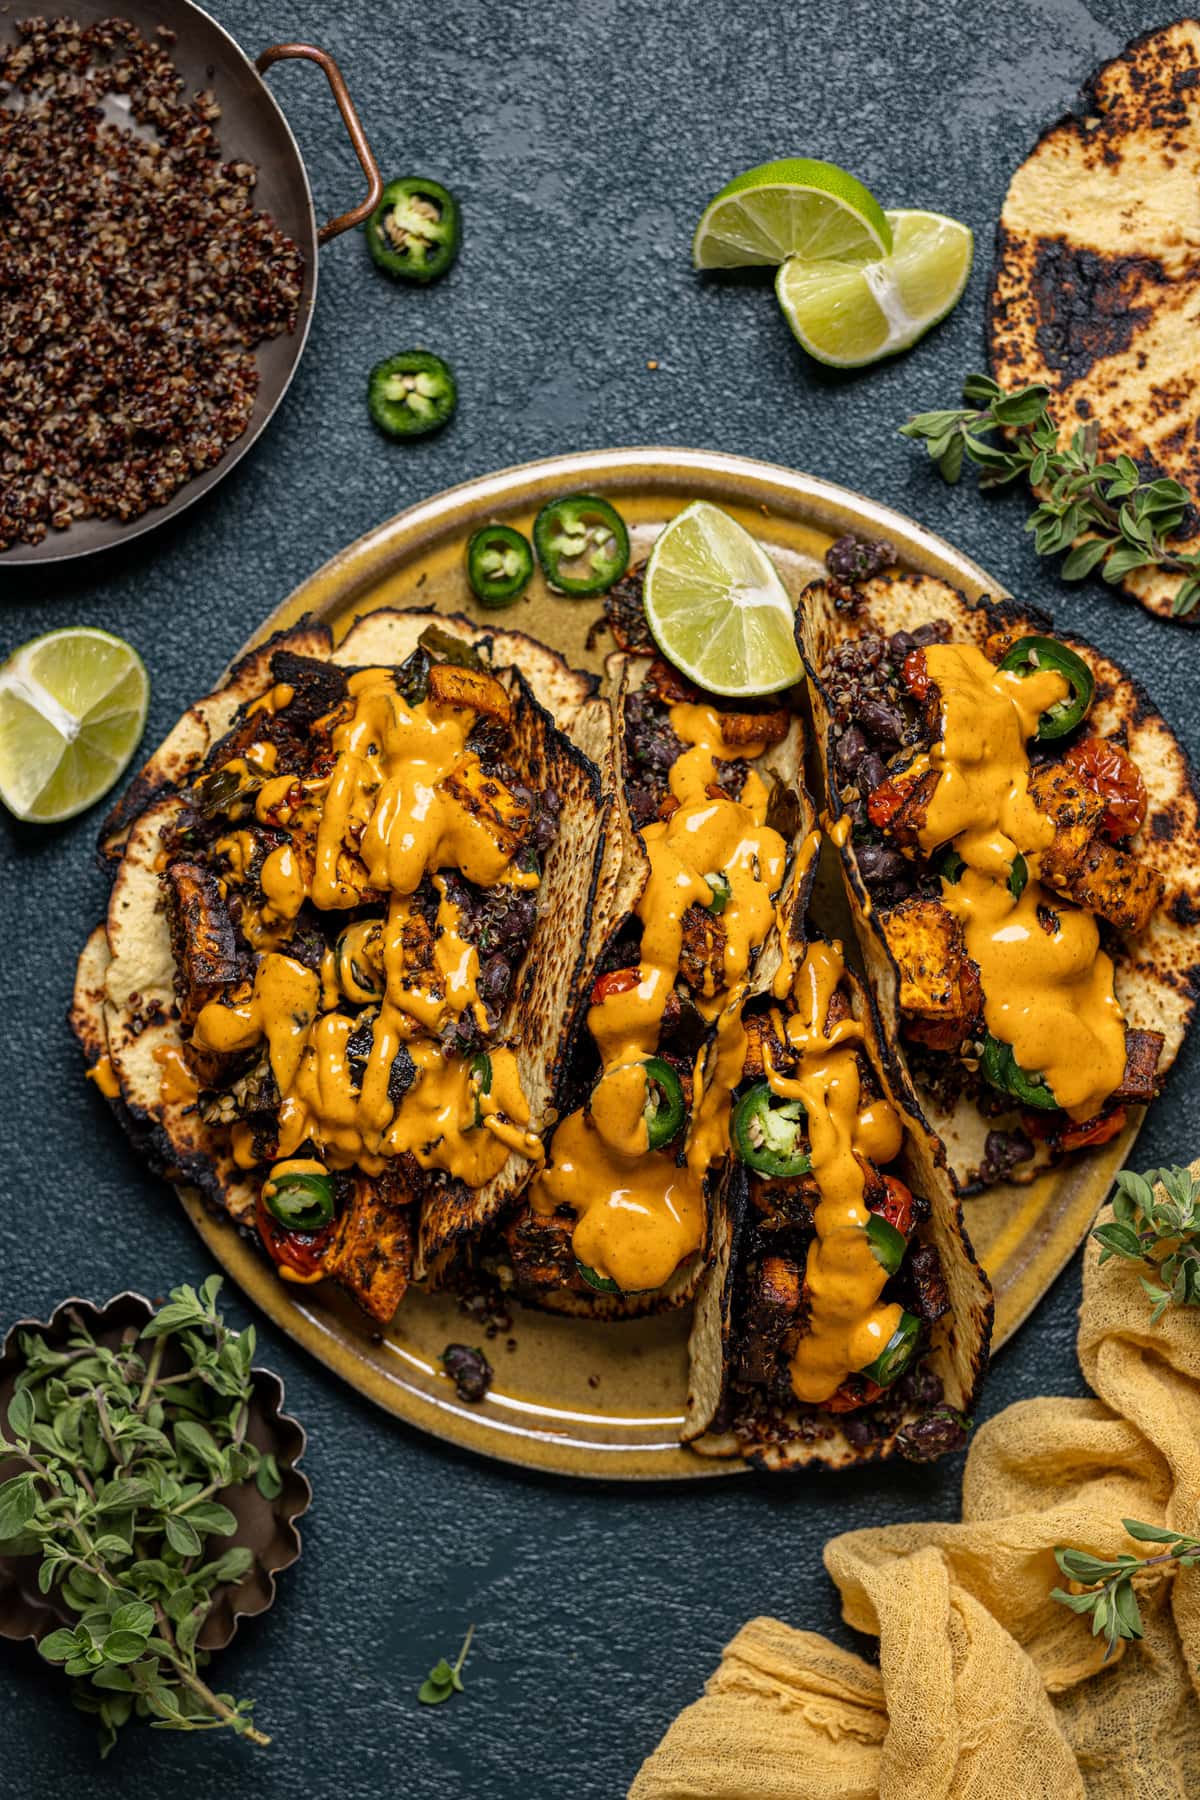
684, 927, 992, 1470
494, 647, 816, 1318
73, 609, 619, 1323
798, 571, 1200, 1190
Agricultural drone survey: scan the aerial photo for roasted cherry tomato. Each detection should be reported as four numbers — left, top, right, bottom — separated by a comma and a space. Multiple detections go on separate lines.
999, 636, 1095, 740
1029, 1094, 1129, 1152
826, 1376, 885, 1414
1054, 1106, 1128, 1154
590, 967, 641, 1006
255, 1190, 336, 1284
866, 778, 909, 831
1063, 736, 1148, 843
901, 648, 932, 699
869, 1174, 915, 1238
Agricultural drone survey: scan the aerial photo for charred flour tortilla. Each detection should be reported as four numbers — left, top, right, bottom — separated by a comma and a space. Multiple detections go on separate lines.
73, 610, 618, 1321
330, 612, 618, 1280
684, 953, 991, 1472
989, 20, 1200, 620
495, 651, 816, 1321
799, 571, 1200, 1187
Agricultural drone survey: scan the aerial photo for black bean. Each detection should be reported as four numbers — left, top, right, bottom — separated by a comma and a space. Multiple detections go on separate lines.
855, 843, 906, 884
836, 725, 868, 776
441, 1343, 493, 1404
480, 954, 510, 1002
858, 698, 905, 746
857, 752, 887, 796
896, 1408, 970, 1463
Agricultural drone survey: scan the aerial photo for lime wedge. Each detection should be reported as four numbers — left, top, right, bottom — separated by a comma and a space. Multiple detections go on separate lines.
0, 628, 149, 823
642, 502, 803, 698
775, 208, 973, 368
693, 158, 892, 271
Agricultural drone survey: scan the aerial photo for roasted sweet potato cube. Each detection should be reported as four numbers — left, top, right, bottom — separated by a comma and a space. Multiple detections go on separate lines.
324, 1175, 413, 1324
883, 900, 964, 1019
1114, 1028, 1165, 1104
678, 902, 727, 998
441, 758, 531, 856
1039, 832, 1165, 934
427, 663, 512, 727
742, 1009, 791, 1081
164, 860, 240, 1025
736, 1254, 805, 1385
717, 707, 791, 750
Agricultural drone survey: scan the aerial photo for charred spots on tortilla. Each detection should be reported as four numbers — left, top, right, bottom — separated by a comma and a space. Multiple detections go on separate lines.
441, 1343, 493, 1404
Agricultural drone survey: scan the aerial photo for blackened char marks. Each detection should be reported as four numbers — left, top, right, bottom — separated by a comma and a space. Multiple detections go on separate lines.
1030, 239, 1157, 384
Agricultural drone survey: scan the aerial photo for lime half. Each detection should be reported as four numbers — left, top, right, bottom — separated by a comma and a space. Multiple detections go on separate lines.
0, 627, 149, 823
693, 158, 892, 271
642, 502, 803, 698
775, 208, 973, 368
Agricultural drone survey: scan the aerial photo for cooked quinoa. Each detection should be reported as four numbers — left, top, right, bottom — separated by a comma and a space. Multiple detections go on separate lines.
0, 15, 304, 551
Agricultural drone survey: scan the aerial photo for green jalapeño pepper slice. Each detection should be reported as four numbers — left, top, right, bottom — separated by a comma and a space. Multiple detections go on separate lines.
731, 1082, 812, 1178
366, 176, 460, 283
466, 524, 534, 609
980, 1033, 1059, 1111
533, 494, 631, 596
865, 1213, 908, 1277
468, 1052, 493, 1127
860, 1311, 921, 1386
642, 1058, 687, 1150
263, 1168, 336, 1232
703, 870, 732, 914
368, 350, 457, 439
999, 636, 1095, 741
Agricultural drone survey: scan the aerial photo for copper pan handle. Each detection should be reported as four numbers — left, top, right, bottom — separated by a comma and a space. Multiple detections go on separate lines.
256, 44, 383, 243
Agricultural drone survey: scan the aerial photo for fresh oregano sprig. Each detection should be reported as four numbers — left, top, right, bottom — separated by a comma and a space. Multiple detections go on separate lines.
900, 374, 1200, 617
0, 1276, 283, 1756
418, 1623, 475, 1706
1052, 1519, 1200, 1660
1092, 1164, 1200, 1322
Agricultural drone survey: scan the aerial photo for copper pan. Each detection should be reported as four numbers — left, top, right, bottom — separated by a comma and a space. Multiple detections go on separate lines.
1, 0, 382, 565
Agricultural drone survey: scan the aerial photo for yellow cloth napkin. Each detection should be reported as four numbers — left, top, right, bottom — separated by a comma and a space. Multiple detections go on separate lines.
632, 1184, 1200, 1799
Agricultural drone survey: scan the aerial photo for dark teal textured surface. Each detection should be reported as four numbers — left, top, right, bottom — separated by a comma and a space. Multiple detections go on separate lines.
2, 2, 1194, 1794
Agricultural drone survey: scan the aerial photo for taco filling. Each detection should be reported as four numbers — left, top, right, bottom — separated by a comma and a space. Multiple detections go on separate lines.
158, 632, 560, 1311
818, 611, 1169, 1180
507, 658, 802, 1307
690, 935, 985, 1467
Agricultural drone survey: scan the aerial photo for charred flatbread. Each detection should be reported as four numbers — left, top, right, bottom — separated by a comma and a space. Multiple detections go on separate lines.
989, 19, 1200, 620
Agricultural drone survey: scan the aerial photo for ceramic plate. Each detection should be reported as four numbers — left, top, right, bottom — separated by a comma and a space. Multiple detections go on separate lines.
173, 447, 1140, 1477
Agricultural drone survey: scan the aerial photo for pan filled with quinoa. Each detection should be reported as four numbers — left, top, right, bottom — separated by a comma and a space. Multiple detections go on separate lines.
0, 2, 381, 563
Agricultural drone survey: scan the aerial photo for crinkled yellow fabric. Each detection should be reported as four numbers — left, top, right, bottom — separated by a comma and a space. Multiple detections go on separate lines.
632, 1188, 1200, 1799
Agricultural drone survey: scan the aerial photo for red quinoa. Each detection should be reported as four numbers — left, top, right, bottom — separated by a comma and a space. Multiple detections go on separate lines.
0, 15, 304, 550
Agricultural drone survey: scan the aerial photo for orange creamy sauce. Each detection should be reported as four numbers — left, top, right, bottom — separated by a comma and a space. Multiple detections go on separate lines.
531, 703, 789, 1293
766, 941, 905, 1405
915, 642, 1126, 1120
189, 670, 539, 1191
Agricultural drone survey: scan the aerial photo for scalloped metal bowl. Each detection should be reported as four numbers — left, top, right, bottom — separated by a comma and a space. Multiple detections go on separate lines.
0, 1291, 310, 1652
